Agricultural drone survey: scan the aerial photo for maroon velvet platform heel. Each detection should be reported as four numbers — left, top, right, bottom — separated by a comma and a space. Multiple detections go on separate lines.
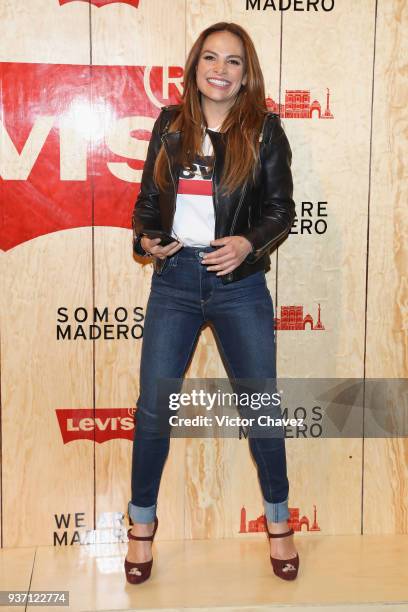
124, 516, 159, 585
263, 515, 299, 580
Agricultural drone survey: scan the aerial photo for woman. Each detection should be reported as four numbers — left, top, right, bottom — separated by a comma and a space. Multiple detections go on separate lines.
125, 22, 299, 585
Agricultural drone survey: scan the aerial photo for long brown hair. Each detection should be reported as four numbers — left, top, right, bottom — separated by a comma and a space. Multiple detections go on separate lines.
153, 22, 268, 197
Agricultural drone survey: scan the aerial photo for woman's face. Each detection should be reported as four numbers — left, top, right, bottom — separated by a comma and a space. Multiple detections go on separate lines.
195, 31, 247, 111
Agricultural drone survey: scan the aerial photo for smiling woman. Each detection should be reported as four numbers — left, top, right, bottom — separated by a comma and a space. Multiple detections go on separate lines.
195, 31, 248, 121
126, 21, 298, 585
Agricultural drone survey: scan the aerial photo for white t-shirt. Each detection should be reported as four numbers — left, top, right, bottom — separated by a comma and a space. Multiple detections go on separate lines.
171, 126, 220, 247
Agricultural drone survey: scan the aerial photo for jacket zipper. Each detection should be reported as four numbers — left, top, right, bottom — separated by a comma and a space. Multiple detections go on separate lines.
229, 179, 248, 236
229, 114, 267, 237
212, 144, 219, 234
160, 133, 177, 230
230, 113, 288, 254
260, 225, 289, 252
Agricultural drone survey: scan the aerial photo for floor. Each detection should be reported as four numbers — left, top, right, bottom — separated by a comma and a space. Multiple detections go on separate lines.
1, 534, 408, 611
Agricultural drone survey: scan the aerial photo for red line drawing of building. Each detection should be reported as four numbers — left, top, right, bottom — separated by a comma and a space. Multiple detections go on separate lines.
266, 88, 334, 119
274, 303, 325, 330
240, 504, 321, 533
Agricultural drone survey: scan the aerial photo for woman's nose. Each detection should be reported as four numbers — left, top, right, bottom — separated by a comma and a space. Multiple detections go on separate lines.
214, 62, 227, 74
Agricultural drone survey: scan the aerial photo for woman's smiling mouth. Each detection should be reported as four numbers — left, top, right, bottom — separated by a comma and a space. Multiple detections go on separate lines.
207, 78, 231, 89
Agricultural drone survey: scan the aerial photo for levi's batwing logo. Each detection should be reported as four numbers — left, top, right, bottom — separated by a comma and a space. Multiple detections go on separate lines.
178, 155, 213, 196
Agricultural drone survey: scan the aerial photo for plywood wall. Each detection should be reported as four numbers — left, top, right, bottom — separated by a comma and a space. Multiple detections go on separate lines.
0, 0, 406, 548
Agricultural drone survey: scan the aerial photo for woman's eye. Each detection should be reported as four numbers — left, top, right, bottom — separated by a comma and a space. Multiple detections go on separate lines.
203, 55, 241, 65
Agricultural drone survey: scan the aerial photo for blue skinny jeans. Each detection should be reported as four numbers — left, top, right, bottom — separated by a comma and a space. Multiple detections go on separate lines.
128, 246, 290, 524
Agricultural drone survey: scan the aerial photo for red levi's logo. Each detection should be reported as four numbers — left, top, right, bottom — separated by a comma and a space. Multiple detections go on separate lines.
59, 0, 140, 7
56, 408, 136, 443
0, 62, 182, 251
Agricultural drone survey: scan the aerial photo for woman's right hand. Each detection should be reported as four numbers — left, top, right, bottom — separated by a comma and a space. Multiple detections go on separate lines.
140, 235, 183, 260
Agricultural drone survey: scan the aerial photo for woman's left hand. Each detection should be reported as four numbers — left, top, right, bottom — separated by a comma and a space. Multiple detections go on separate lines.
201, 236, 253, 275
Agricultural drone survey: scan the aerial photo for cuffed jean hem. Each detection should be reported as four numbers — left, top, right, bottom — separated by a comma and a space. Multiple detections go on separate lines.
128, 500, 157, 524
263, 497, 290, 522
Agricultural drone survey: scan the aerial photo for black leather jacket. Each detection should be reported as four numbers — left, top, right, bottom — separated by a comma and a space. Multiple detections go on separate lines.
132, 104, 295, 284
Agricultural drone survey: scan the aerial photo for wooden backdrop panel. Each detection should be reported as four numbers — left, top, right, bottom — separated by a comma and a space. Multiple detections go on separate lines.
91, 0, 189, 542
277, 0, 376, 534
0, 0, 90, 64
364, 0, 408, 535
1, 230, 94, 547
0, 1, 93, 547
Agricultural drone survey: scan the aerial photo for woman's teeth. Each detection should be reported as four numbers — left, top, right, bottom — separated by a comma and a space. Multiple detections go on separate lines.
207, 78, 230, 88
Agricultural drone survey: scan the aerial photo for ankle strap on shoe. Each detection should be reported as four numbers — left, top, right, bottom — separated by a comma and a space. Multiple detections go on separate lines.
127, 516, 158, 542
266, 528, 294, 538
263, 515, 294, 538
127, 529, 154, 541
